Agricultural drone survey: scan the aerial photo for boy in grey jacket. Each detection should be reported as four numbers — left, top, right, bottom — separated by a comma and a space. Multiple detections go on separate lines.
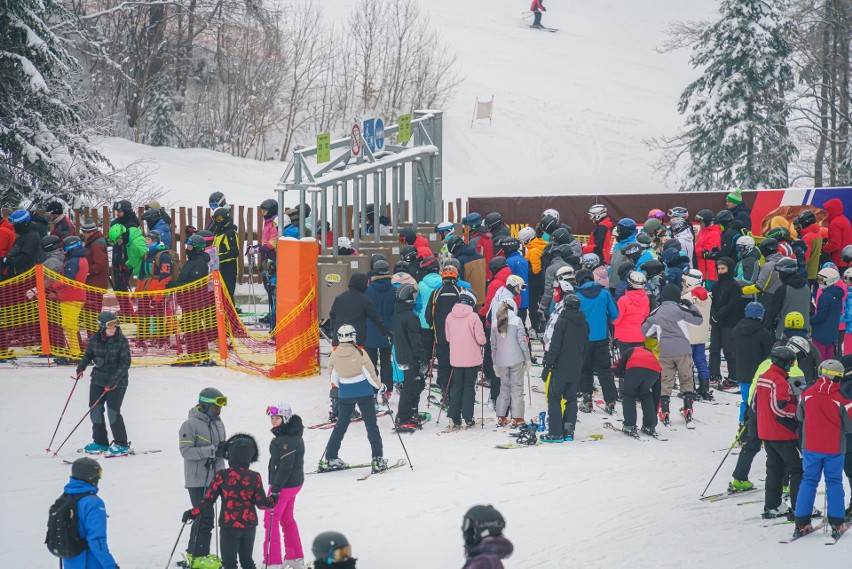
179, 387, 227, 566
641, 284, 703, 426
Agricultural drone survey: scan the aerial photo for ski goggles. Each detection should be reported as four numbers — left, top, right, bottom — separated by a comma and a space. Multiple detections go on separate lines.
213, 212, 228, 222
103, 319, 120, 330
322, 545, 352, 565
199, 395, 228, 407
209, 202, 221, 210
266, 405, 292, 418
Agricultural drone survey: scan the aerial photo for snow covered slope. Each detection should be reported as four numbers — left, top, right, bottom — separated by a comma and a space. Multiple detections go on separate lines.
98, 0, 719, 206
3, 362, 847, 568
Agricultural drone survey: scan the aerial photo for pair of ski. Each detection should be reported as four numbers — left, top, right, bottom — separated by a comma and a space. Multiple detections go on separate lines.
437, 418, 495, 434
64, 449, 161, 464
779, 522, 849, 544
307, 411, 390, 430
700, 486, 760, 503
307, 458, 407, 480
602, 422, 668, 441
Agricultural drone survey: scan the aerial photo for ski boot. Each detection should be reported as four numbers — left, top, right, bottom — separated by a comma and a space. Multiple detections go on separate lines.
563, 422, 575, 442
793, 524, 813, 539
579, 392, 594, 413
371, 456, 388, 473
640, 426, 658, 438
831, 523, 849, 540
658, 396, 670, 426
107, 441, 130, 456
683, 393, 695, 425
351, 409, 362, 421
181, 554, 223, 569
720, 377, 738, 391
729, 479, 754, 492
540, 432, 564, 443
464, 419, 476, 428
83, 442, 109, 454
762, 504, 791, 519
537, 411, 547, 431
318, 458, 347, 472
511, 417, 526, 428
621, 425, 639, 438
782, 484, 790, 497
603, 401, 616, 415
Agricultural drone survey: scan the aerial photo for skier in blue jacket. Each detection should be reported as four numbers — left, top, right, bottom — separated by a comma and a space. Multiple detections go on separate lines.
63, 457, 118, 569
575, 268, 619, 413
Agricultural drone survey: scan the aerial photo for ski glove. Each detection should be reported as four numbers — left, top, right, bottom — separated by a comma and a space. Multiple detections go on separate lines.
214, 441, 228, 459
418, 361, 430, 377
182, 509, 199, 523
74, 369, 84, 380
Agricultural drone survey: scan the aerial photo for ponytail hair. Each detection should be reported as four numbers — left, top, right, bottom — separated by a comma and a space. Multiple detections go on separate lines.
497, 301, 511, 338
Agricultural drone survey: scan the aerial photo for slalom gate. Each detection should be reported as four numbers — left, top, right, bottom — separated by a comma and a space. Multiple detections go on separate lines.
0, 240, 319, 379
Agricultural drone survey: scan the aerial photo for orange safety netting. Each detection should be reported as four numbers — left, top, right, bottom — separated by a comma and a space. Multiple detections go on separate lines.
0, 265, 319, 379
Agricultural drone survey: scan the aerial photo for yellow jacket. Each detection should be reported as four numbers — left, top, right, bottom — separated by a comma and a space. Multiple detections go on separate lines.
526, 238, 548, 275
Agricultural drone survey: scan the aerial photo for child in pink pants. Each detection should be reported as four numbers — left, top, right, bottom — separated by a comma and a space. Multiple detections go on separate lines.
263, 403, 305, 567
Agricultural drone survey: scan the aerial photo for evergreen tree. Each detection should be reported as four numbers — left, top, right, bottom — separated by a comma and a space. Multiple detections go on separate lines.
0, 0, 106, 207
678, 0, 796, 191
146, 85, 178, 147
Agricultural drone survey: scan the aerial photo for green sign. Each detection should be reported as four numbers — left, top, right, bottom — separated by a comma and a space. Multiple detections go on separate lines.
317, 132, 331, 163
398, 114, 411, 143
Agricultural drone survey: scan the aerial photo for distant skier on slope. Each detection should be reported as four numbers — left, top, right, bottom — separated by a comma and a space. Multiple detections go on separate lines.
530, 0, 546, 29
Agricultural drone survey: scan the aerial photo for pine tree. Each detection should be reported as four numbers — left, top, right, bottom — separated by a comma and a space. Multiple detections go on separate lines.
0, 0, 107, 207
147, 85, 178, 147
678, 0, 796, 191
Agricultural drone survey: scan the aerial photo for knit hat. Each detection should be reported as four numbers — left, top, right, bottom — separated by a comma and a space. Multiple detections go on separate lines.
661, 284, 682, 303
744, 302, 765, 320
726, 188, 744, 205
80, 218, 97, 232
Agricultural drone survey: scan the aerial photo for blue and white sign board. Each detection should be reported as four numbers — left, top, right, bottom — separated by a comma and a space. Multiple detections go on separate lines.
375, 118, 384, 151
363, 118, 376, 153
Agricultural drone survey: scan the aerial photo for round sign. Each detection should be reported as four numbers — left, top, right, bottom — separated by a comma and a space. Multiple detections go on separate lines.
350, 124, 362, 157
375, 119, 385, 151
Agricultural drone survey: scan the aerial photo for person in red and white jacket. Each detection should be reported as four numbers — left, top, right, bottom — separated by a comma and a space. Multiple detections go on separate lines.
754, 345, 802, 519
793, 360, 852, 536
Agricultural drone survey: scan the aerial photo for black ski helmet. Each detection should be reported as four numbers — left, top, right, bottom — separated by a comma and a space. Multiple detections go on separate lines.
41, 234, 61, 252
312, 531, 352, 564
209, 191, 226, 208
695, 209, 714, 225
400, 245, 418, 264
444, 258, 462, 272
447, 235, 465, 257
260, 198, 278, 218
483, 212, 503, 232
538, 215, 558, 235
372, 259, 390, 276
212, 207, 231, 223
462, 505, 505, 548
46, 201, 64, 215
575, 268, 594, 286
224, 433, 259, 467
775, 257, 798, 275
795, 209, 817, 229
549, 227, 571, 245
500, 237, 521, 254
758, 238, 779, 257
396, 283, 417, 305
97, 311, 119, 331
488, 256, 508, 275
399, 227, 417, 245
769, 345, 796, 370
71, 457, 102, 486
113, 200, 133, 214
713, 210, 734, 227
141, 208, 161, 225
186, 234, 206, 250
563, 294, 581, 311
765, 226, 790, 242
641, 259, 664, 277
370, 253, 388, 269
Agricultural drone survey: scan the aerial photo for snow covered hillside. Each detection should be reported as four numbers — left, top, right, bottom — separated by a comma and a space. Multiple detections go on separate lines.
98, 0, 720, 206
4, 360, 848, 568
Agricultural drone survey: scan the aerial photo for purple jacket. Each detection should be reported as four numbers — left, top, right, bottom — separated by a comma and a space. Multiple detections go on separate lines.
463, 536, 514, 569
445, 304, 486, 367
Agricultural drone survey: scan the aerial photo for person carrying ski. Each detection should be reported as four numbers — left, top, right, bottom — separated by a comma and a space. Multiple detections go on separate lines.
445, 289, 487, 428
462, 505, 514, 569
792, 360, 852, 539
178, 388, 227, 568
541, 294, 589, 442
530, 0, 546, 29
575, 269, 619, 414
641, 284, 703, 426
392, 284, 430, 430
182, 434, 276, 569
754, 345, 803, 519
74, 312, 131, 456
264, 403, 305, 569
56, 457, 118, 569
489, 297, 530, 428
612, 345, 661, 438
324, 325, 387, 471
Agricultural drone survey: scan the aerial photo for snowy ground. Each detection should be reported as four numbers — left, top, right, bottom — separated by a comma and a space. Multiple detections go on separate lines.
97, 0, 721, 208
3, 354, 848, 568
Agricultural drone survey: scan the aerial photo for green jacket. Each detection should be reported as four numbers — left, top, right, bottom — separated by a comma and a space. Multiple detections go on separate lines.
108, 224, 148, 277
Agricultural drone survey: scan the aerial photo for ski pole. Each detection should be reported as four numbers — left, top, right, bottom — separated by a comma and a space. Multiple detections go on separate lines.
435, 369, 454, 425
480, 366, 485, 429
164, 522, 188, 569
700, 425, 746, 497
46, 376, 82, 453
425, 343, 436, 408
384, 401, 413, 470
52, 385, 114, 456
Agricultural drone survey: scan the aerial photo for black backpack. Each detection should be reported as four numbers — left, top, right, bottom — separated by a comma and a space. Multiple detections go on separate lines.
45, 492, 94, 558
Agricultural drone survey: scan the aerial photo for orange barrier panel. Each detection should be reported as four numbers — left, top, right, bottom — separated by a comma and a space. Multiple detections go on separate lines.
211, 271, 229, 361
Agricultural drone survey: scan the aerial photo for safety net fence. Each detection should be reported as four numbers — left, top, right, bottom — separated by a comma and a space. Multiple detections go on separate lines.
0, 265, 319, 379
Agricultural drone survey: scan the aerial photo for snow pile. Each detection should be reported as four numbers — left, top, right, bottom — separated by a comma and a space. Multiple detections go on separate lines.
3, 363, 847, 568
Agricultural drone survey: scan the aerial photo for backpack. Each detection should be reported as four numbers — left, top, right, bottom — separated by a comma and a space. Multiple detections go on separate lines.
45, 492, 94, 558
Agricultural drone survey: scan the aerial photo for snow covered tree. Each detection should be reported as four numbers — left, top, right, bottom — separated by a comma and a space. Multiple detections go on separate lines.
677, 0, 796, 191
0, 0, 107, 208
146, 85, 178, 147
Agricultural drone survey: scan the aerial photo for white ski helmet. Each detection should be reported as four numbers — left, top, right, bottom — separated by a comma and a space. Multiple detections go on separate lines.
580, 253, 600, 269
266, 402, 293, 423
818, 266, 840, 287
844, 267, 852, 282
588, 204, 608, 222
786, 336, 811, 358
736, 235, 755, 254
338, 236, 353, 249
627, 271, 647, 290
506, 274, 527, 293
336, 324, 357, 343
280, 214, 292, 228
542, 208, 560, 223
682, 268, 703, 291
518, 226, 536, 244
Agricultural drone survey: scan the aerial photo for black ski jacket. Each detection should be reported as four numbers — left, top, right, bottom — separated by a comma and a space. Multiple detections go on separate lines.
168, 249, 210, 288
77, 328, 131, 387
392, 301, 427, 366
329, 273, 388, 346
268, 415, 305, 491
5, 223, 44, 276
732, 318, 774, 383
710, 271, 743, 328
425, 282, 461, 344
542, 309, 589, 380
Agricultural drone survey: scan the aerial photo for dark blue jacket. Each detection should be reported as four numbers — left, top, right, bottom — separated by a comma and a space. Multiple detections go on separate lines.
576, 281, 619, 342
811, 284, 845, 345
365, 276, 395, 348
152, 218, 172, 248
62, 478, 117, 569
506, 250, 529, 308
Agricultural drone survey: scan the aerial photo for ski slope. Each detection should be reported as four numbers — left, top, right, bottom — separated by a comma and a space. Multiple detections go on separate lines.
3, 357, 848, 568
97, 0, 720, 206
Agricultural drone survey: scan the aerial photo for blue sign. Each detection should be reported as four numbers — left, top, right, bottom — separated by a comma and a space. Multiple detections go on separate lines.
375, 118, 384, 151
363, 118, 376, 153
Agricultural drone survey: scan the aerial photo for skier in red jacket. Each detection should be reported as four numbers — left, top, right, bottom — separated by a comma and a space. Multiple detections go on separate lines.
530, 0, 546, 29
822, 198, 852, 269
